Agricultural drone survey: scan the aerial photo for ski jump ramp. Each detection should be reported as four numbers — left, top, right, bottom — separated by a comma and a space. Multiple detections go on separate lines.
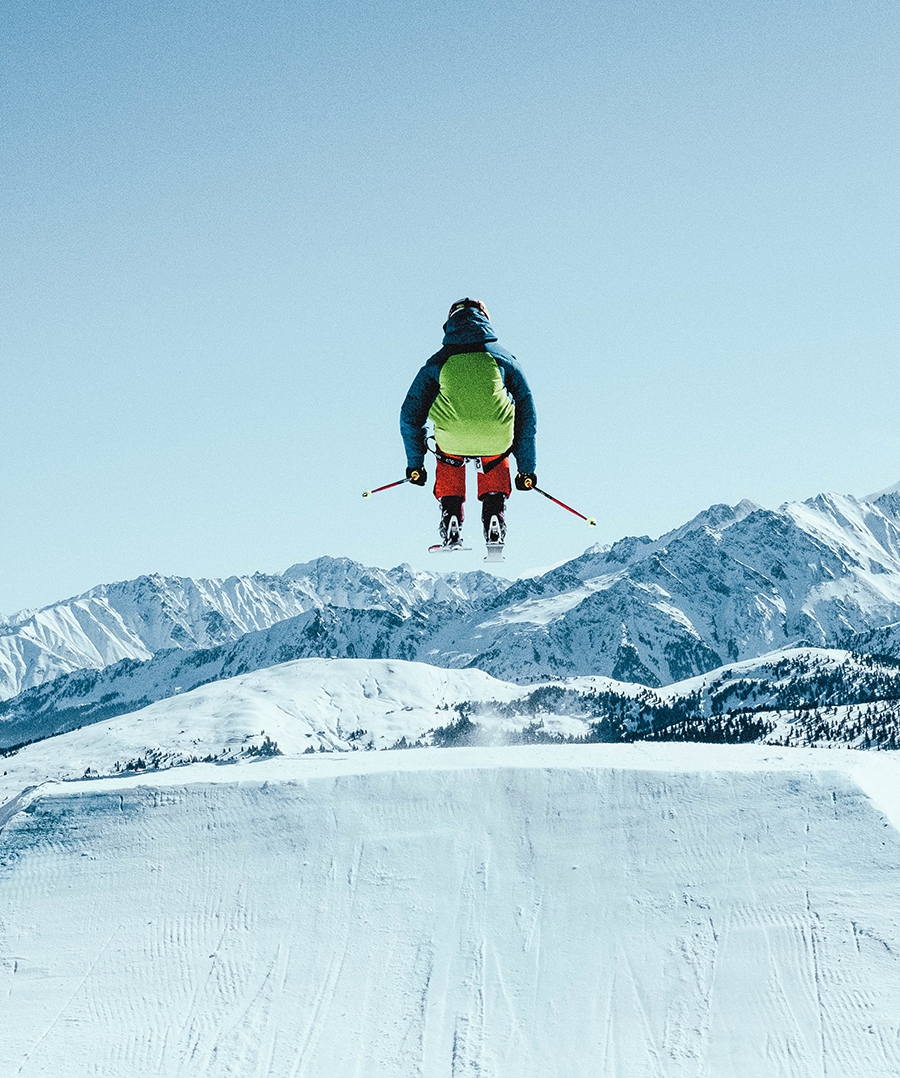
2, 744, 899, 1077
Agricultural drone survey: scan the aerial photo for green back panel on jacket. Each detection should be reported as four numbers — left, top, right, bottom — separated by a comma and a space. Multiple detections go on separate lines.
428, 352, 515, 457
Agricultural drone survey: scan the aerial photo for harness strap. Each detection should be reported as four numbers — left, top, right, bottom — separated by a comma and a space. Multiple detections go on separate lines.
481, 446, 513, 473
428, 437, 513, 473
433, 446, 466, 468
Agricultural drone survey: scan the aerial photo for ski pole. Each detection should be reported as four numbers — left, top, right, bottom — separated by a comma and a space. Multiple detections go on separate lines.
531, 484, 597, 525
362, 476, 414, 498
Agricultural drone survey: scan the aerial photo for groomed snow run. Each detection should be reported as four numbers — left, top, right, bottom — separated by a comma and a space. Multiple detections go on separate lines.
2, 743, 900, 1077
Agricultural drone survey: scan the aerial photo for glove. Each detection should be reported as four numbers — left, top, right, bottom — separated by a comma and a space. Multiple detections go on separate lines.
515, 472, 537, 491
406, 466, 427, 486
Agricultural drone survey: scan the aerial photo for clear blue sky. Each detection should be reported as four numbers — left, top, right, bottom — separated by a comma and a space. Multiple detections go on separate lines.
2, 0, 899, 613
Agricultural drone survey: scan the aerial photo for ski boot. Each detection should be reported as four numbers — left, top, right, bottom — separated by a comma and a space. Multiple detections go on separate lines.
432, 496, 467, 551
481, 493, 506, 562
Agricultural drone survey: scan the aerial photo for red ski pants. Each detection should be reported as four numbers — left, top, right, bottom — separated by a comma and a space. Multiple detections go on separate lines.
433, 451, 511, 504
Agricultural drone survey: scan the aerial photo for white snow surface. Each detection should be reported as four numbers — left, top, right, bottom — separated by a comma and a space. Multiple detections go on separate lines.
0, 650, 894, 805
0, 658, 542, 806
2, 744, 900, 1077
2, 656, 900, 1077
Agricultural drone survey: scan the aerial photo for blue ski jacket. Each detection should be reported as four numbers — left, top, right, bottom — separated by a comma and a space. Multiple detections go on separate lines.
400, 307, 537, 473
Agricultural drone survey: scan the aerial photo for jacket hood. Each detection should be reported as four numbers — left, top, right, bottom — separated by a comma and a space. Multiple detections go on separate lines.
442, 306, 498, 347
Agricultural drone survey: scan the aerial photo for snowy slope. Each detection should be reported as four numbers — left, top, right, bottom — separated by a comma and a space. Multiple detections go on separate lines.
867, 480, 900, 502
0, 659, 549, 806
0, 606, 433, 750
656, 646, 900, 709
3, 644, 900, 831
847, 619, 900, 660
7, 612, 900, 756
2, 744, 900, 1077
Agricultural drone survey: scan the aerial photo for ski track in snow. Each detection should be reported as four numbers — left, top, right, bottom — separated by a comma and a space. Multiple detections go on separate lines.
1, 747, 899, 1077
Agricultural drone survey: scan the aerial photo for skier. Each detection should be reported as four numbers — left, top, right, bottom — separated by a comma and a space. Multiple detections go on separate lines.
400, 298, 537, 555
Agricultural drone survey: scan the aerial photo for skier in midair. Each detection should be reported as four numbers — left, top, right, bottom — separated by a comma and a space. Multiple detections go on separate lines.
400, 299, 537, 553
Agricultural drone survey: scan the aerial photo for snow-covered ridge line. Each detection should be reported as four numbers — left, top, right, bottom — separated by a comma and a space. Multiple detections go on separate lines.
0, 557, 508, 701
3, 481, 900, 705
0, 659, 575, 808
457, 486, 900, 685
3, 599, 897, 758
867, 479, 900, 501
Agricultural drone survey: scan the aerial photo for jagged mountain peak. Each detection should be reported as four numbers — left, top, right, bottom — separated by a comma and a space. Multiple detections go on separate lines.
447, 484, 900, 687
282, 553, 507, 605
873, 486, 900, 525
784, 490, 900, 572
657, 498, 762, 546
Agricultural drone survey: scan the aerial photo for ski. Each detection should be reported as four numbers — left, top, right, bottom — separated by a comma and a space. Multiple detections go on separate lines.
482, 510, 505, 562
428, 543, 472, 553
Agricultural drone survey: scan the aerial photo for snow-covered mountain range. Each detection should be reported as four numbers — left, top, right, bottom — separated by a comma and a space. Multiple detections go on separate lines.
0, 559, 506, 700
465, 486, 900, 684
4, 483, 900, 753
